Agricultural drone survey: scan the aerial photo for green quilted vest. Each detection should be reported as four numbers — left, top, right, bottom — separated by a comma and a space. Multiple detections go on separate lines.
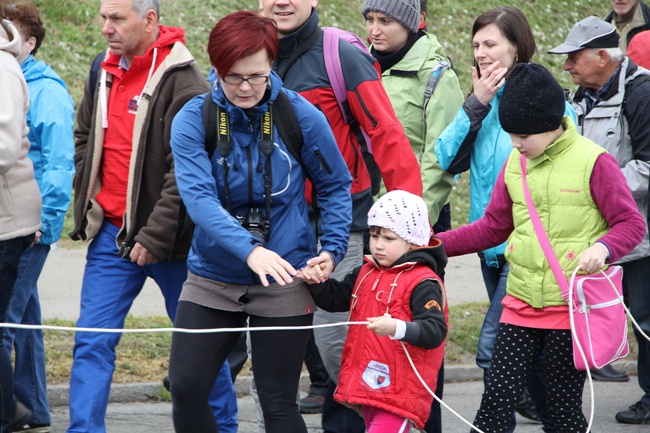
503, 118, 609, 308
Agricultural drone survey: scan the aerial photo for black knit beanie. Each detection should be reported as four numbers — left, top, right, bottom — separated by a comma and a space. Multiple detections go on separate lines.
499, 63, 565, 135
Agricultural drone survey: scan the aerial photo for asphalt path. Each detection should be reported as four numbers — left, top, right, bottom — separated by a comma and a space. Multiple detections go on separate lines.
35, 246, 646, 432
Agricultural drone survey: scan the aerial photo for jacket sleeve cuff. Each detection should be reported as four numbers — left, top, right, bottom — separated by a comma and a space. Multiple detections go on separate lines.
389, 319, 407, 340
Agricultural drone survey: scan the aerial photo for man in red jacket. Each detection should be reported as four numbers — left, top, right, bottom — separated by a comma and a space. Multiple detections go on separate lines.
258, 0, 423, 431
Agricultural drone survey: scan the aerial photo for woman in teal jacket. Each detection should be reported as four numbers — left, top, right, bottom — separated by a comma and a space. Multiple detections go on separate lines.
434, 6, 575, 433
362, 0, 464, 233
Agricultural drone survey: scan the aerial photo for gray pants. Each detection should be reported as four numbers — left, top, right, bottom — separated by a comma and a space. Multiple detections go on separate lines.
313, 232, 364, 382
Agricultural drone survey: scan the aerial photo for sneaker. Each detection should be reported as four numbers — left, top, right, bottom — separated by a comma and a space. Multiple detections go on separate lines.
515, 393, 541, 422
615, 401, 650, 424
11, 401, 33, 431
12, 423, 51, 433
299, 393, 325, 414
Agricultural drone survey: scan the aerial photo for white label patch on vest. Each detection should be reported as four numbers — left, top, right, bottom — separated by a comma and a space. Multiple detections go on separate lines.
362, 360, 391, 389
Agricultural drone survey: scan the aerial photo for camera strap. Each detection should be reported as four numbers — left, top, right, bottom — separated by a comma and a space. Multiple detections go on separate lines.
216, 103, 274, 225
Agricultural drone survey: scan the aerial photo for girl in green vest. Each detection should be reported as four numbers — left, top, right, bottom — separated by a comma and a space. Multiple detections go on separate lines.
437, 63, 645, 432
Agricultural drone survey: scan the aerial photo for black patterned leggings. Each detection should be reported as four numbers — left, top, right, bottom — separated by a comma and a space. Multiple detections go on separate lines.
472, 323, 587, 433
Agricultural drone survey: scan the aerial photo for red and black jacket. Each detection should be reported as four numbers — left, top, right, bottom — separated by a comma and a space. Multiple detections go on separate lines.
274, 10, 422, 232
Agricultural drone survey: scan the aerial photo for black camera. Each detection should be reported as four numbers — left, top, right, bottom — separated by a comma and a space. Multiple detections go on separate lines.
235, 208, 270, 245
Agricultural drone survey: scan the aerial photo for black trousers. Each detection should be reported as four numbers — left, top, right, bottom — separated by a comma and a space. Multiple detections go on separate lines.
472, 324, 587, 433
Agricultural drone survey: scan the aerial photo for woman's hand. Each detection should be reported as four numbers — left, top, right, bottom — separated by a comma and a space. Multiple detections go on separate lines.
246, 246, 297, 287
472, 61, 509, 106
578, 243, 609, 274
367, 315, 397, 337
297, 252, 335, 284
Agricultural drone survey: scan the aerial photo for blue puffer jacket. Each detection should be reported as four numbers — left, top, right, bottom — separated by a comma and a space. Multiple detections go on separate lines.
435, 88, 576, 267
21, 55, 75, 245
171, 71, 352, 285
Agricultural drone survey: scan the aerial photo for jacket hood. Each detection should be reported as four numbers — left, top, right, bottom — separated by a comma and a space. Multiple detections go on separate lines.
153, 25, 185, 48
0, 19, 21, 58
21, 55, 67, 88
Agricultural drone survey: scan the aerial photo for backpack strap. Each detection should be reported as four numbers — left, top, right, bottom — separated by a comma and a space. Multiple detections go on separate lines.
202, 92, 219, 159
202, 90, 304, 166
420, 60, 450, 161
273, 90, 305, 165
322, 28, 347, 121
89, 50, 107, 106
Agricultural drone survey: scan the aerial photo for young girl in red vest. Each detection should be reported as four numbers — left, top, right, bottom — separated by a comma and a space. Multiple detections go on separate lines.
438, 63, 646, 432
299, 190, 448, 432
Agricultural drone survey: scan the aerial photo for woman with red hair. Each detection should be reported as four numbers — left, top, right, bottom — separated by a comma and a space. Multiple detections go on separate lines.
168, 11, 352, 433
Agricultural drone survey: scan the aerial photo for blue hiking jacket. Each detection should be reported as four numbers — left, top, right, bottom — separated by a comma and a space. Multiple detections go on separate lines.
171, 71, 352, 285
21, 55, 75, 245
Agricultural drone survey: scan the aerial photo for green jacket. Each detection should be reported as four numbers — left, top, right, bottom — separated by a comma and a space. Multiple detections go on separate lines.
378, 32, 464, 225
503, 118, 608, 307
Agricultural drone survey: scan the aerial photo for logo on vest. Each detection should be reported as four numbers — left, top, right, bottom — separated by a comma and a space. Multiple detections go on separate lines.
559, 189, 581, 193
565, 250, 577, 262
362, 360, 391, 390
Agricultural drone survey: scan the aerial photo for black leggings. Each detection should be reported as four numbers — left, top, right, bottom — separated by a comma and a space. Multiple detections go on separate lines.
169, 301, 311, 433
472, 323, 587, 433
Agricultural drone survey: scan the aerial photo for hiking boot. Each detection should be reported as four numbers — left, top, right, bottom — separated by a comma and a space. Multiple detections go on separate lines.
11, 401, 32, 432
590, 364, 629, 382
515, 393, 541, 422
163, 375, 171, 392
299, 393, 325, 414
12, 422, 51, 433
615, 401, 650, 424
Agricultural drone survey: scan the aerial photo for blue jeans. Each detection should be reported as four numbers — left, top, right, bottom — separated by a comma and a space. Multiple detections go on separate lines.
3, 244, 51, 425
621, 256, 650, 405
66, 222, 237, 433
477, 259, 509, 370
0, 234, 34, 433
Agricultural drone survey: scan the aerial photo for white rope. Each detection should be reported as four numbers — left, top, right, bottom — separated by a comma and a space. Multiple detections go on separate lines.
400, 341, 485, 433
0, 321, 370, 334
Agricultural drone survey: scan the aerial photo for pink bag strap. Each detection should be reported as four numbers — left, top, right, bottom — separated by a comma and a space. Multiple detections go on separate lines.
520, 156, 570, 293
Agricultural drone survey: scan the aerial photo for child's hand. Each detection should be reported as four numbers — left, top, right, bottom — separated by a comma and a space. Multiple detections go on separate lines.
297, 251, 335, 284
296, 264, 325, 284
367, 314, 397, 337
578, 243, 609, 274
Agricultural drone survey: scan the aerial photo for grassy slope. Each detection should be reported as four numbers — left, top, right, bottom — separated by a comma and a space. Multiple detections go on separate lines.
36, 0, 610, 106
36, 0, 609, 230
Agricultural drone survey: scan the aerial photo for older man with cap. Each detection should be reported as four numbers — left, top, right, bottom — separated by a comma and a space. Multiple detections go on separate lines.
549, 15, 650, 425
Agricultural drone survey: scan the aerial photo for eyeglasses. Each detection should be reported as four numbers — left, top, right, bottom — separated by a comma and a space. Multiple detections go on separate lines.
221, 74, 270, 86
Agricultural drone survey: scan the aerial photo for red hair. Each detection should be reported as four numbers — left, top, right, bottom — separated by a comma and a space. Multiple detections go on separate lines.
208, 11, 278, 77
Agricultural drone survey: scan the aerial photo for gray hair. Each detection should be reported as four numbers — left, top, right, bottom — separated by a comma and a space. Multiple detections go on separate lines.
588, 47, 624, 63
132, 0, 159, 18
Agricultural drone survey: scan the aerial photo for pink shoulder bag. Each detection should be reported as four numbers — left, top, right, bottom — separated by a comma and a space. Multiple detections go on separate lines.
520, 155, 628, 370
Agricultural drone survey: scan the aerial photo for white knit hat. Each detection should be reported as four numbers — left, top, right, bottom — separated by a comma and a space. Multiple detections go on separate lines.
367, 190, 431, 246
